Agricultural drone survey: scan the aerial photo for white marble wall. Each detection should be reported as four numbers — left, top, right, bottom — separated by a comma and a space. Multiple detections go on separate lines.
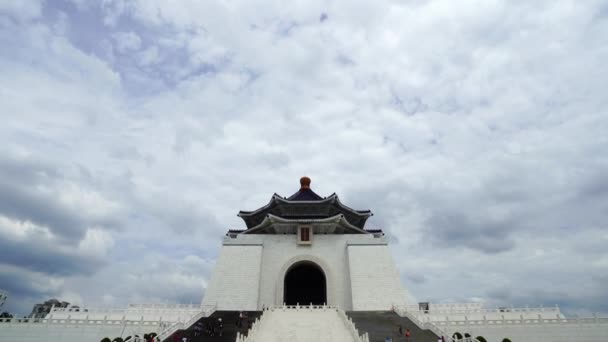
0, 321, 161, 342
348, 245, 408, 310
48, 304, 205, 322
201, 233, 410, 311
443, 321, 608, 342
201, 244, 263, 311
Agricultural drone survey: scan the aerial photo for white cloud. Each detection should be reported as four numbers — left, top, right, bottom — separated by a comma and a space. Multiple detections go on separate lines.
112, 31, 142, 53
0, 0, 43, 22
1, 0, 608, 317
0, 215, 52, 241
137, 45, 160, 66
78, 228, 115, 256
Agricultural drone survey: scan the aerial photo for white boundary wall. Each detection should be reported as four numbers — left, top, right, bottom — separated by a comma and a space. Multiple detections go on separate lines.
201, 234, 410, 311
0, 318, 162, 342
395, 306, 608, 342
48, 303, 207, 322
437, 318, 608, 342
406, 304, 565, 322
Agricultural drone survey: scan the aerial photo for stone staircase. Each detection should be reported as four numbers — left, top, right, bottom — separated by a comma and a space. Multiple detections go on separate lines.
163, 311, 262, 342
162, 309, 438, 342
347, 311, 439, 342
237, 306, 368, 342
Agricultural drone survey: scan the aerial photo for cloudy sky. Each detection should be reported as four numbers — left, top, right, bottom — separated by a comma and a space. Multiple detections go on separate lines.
1, 0, 607, 317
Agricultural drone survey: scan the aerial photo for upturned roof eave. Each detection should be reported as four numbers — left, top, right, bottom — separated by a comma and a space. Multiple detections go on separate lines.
237, 193, 339, 218
237, 194, 281, 217
242, 214, 369, 235
238, 193, 373, 218
333, 196, 374, 218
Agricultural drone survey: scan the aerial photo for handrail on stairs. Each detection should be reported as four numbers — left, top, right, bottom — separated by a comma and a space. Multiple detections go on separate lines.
157, 304, 216, 341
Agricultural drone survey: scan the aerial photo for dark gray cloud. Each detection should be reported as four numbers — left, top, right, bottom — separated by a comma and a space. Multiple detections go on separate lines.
1, 0, 608, 318
425, 211, 515, 254
0, 236, 105, 276
0, 157, 123, 241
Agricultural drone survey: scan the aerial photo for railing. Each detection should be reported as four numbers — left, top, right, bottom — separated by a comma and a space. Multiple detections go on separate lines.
127, 303, 203, 309
0, 304, 216, 342
51, 304, 204, 315
236, 304, 369, 342
0, 316, 164, 327
336, 307, 370, 342
395, 304, 608, 341
405, 304, 561, 315
235, 307, 268, 342
404, 303, 483, 312
156, 304, 216, 341
394, 305, 457, 342
431, 315, 608, 327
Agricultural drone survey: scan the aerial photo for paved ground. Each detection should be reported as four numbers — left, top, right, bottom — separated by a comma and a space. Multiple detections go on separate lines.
347, 311, 439, 342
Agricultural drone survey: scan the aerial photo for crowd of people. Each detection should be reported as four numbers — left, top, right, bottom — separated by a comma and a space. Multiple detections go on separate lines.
100, 333, 160, 342
177, 311, 257, 342
191, 317, 224, 338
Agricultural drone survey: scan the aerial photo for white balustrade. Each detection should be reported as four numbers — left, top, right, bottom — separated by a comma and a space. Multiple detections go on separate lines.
393, 303, 608, 342
155, 304, 216, 341
394, 305, 457, 342
0, 303, 216, 342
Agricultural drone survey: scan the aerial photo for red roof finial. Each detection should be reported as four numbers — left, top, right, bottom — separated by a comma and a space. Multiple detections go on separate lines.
300, 176, 311, 190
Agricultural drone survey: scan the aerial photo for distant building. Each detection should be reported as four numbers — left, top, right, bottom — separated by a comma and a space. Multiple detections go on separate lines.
29, 299, 71, 318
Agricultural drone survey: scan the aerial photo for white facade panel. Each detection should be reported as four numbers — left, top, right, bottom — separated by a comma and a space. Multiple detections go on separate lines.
257, 234, 357, 310
201, 244, 263, 311
201, 233, 410, 312
348, 245, 408, 311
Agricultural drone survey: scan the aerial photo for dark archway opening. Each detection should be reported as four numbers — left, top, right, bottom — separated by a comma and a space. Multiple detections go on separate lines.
284, 262, 326, 305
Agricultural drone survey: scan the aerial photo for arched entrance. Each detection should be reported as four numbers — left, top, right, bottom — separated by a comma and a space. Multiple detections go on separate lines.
283, 261, 326, 305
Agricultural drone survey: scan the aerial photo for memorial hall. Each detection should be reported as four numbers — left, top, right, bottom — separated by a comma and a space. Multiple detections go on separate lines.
0, 177, 606, 342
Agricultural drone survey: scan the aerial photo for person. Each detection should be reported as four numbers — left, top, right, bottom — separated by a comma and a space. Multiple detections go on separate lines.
405, 328, 411, 342
181, 336, 187, 342
438, 337, 442, 342
398, 325, 403, 335
218, 317, 223, 336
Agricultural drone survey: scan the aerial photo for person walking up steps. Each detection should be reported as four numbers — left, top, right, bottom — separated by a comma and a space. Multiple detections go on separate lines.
405, 328, 411, 342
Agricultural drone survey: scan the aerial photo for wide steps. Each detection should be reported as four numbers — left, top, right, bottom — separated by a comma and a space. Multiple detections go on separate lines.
165, 311, 262, 342
242, 308, 359, 342
347, 311, 439, 342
